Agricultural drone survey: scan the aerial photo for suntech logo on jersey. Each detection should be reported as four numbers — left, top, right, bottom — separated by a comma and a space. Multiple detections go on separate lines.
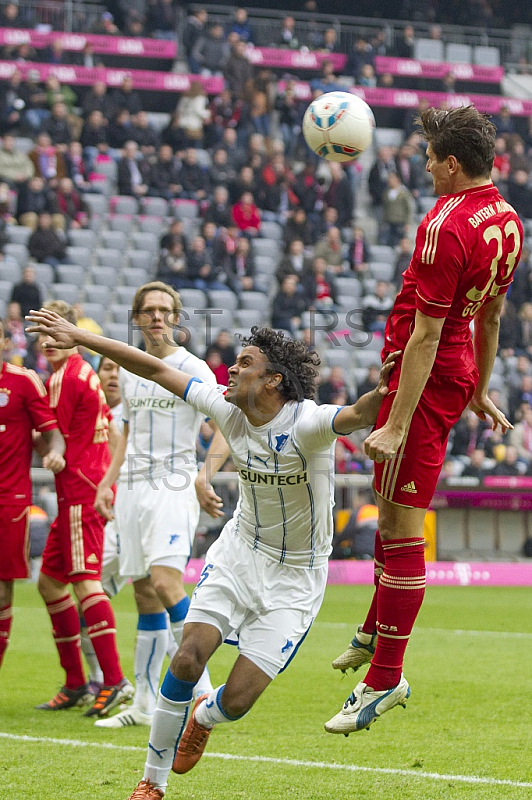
129, 397, 179, 410
238, 468, 308, 486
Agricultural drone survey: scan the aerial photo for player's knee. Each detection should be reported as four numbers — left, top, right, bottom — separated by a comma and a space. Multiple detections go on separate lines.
37, 572, 54, 600
171, 642, 206, 682
0, 581, 13, 607
219, 687, 253, 719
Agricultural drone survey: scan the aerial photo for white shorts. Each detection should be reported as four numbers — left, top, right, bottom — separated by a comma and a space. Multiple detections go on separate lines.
186, 521, 328, 680
100, 519, 128, 597
114, 475, 200, 579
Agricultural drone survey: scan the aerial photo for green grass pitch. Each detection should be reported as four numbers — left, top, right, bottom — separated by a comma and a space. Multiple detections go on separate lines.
1, 581, 531, 799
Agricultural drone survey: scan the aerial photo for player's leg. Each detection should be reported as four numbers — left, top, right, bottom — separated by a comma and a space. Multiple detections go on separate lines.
0, 505, 31, 669
0, 580, 13, 669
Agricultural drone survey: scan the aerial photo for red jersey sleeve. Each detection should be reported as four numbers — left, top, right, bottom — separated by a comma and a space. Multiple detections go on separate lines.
415, 226, 465, 319
24, 370, 58, 433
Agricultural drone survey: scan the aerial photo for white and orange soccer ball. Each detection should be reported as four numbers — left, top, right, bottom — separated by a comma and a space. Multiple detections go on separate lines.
302, 91, 375, 162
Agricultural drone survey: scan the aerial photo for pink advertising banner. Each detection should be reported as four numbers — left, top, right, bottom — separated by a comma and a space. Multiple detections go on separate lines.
0, 59, 223, 92
183, 558, 532, 586
0, 27, 176, 57
246, 45, 347, 72
283, 80, 532, 116
375, 55, 504, 83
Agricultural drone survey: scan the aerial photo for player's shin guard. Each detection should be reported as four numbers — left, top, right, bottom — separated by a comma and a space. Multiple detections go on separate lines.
360, 530, 384, 636
195, 684, 248, 728
167, 596, 212, 696
80, 592, 123, 687
79, 614, 104, 685
134, 613, 169, 715
144, 670, 195, 792
46, 594, 85, 689
364, 537, 426, 691
0, 604, 13, 667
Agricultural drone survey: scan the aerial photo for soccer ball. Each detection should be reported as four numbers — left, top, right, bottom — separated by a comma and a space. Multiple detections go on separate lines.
302, 91, 375, 162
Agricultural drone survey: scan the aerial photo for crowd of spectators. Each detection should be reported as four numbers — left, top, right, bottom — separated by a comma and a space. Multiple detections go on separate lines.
0, 3, 532, 484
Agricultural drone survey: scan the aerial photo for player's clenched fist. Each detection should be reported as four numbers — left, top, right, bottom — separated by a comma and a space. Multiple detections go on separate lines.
363, 423, 404, 462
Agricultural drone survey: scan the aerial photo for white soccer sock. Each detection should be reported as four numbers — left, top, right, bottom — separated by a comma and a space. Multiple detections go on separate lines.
134, 628, 169, 715
166, 624, 177, 660
195, 684, 247, 728
144, 693, 191, 791
79, 621, 103, 684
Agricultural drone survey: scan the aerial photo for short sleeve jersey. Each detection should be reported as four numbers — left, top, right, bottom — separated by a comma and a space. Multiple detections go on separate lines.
385, 184, 523, 377
119, 347, 216, 482
0, 362, 58, 505
184, 378, 343, 569
47, 353, 111, 505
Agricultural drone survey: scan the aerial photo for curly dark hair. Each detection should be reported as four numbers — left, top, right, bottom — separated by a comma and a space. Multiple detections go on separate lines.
418, 105, 496, 179
240, 326, 320, 402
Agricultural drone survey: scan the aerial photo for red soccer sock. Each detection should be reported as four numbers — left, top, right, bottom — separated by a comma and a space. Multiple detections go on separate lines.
80, 593, 123, 687
0, 605, 13, 668
364, 537, 426, 691
361, 531, 384, 635
46, 594, 86, 689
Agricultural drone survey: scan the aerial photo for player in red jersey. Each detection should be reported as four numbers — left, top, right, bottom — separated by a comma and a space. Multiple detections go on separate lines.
34, 301, 133, 716
326, 105, 522, 734
0, 317, 65, 669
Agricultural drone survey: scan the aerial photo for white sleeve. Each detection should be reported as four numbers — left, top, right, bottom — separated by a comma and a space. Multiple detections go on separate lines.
118, 368, 129, 425
183, 378, 239, 433
294, 404, 344, 452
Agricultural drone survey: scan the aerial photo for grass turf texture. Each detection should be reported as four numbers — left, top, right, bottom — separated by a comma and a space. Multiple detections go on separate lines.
1, 582, 531, 799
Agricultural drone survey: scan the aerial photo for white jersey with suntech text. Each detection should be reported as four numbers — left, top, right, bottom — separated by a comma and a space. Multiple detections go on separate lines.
184, 378, 343, 570
119, 348, 215, 482
109, 401, 124, 434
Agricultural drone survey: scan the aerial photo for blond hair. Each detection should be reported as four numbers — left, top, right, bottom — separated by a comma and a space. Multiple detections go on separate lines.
43, 299, 78, 325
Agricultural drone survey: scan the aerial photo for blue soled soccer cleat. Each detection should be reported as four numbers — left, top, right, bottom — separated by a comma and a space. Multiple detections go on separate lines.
324, 674, 410, 735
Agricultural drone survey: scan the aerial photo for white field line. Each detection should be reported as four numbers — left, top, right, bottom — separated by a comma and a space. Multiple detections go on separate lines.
314, 622, 532, 638
1, 732, 531, 790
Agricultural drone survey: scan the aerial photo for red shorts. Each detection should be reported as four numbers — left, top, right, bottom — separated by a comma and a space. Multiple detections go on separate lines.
0, 505, 30, 581
374, 370, 477, 509
41, 503, 105, 584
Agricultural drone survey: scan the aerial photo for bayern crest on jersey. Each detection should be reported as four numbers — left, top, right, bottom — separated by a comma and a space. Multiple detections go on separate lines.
0, 393, 9, 407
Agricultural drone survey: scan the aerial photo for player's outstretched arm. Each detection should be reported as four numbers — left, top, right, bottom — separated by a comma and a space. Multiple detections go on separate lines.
26, 309, 191, 399
195, 423, 231, 519
471, 294, 513, 432
332, 351, 400, 434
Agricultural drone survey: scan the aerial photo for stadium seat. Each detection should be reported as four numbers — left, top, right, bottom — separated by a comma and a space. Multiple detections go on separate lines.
172, 199, 199, 220
140, 197, 169, 217
88, 214, 104, 234
474, 45, 500, 67
116, 285, 136, 305
50, 283, 81, 304
239, 291, 268, 312
370, 245, 395, 264
85, 284, 112, 305
83, 193, 109, 216
123, 267, 149, 287
132, 232, 159, 254
7, 225, 31, 246
105, 322, 130, 342
252, 239, 281, 259
101, 230, 128, 251
66, 246, 92, 269
68, 229, 96, 249
336, 277, 363, 298
137, 216, 165, 235
83, 302, 107, 326
413, 38, 445, 61
253, 274, 272, 294
4, 243, 28, 267
234, 309, 262, 329
254, 256, 277, 276
110, 195, 138, 215
0, 298, 6, 317
446, 43, 473, 63
369, 262, 394, 282
260, 221, 284, 241
355, 348, 383, 369
0, 279, 13, 300
127, 250, 154, 272
195, 149, 212, 168
90, 266, 119, 288
111, 304, 132, 325
56, 264, 85, 285
108, 214, 134, 235
208, 290, 238, 312
95, 160, 118, 182
1, 261, 20, 283
32, 263, 55, 287
373, 128, 404, 149
323, 348, 353, 370
96, 248, 123, 269
419, 196, 437, 214
14, 136, 33, 153
179, 288, 208, 310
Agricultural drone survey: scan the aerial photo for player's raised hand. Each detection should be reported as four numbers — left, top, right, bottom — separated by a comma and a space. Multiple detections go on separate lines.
469, 394, 513, 433
376, 350, 401, 396
195, 473, 224, 519
25, 309, 79, 349
95, 484, 115, 521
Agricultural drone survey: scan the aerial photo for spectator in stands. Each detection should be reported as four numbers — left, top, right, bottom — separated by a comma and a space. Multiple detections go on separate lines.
224, 39, 254, 101
55, 177, 86, 229
210, 329, 236, 368
518, 302, 532, 357
80, 109, 109, 169
0, 69, 26, 135
324, 162, 354, 227
117, 140, 150, 198
277, 16, 299, 49
186, 234, 229, 291
310, 60, 343, 94
508, 170, 532, 220
208, 148, 236, 189
82, 81, 115, 121
349, 225, 371, 277
0, 2, 25, 28
358, 64, 377, 88
509, 403, 532, 465
65, 141, 92, 193
113, 75, 143, 116
44, 76, 77, 116
148, 144, 182, 200
284, 207, 314, 248
91, 11, 120, 35
3, 301, 28, 365
362, 280, 394, 334
275, 81, 304, 159
192, 23, 230, 76
345, 37, 375, 82
107, 108, 134, 152
368, 146, 397, 209
357, 364, 380, 398
314, 226, 345, 274
393, 24, 415, 58
17, 175, 63, 231
208, 90, 242, 148
276, 238, 312, 283
42, 102, 73, 151
395, 142, 424, 206
393, 236, 414, 285
451, 410, 486, 457
177, 147, 210, 201
10, 266, 42, 320
20, 70, 49, 133
508, 136, 531, 173
219, 127, 240, 171
301, 0, 322, 49
201, 220, 218, 257
0, 134, 34, 188
160, 112, 188, 154
270, 274, 306, 335
489, 444, 521, 476
509, 246, 532, 310
176, 82, 211, 147
497, 301, 520, 357
381, 172, 413, 246
131, 111, 160, 158
225, 236, 257, 294
183, 8, 208, 73
246, 78, 273, 141
491, 105, 515, 136
160, 219, 188, 253
403, 97, 430, 140
72, 41, 103, 69
145, 0, 177, 39
226, 7, 254, 44
156, 239, 188, 289
492, 136, 511, 186
320, 27, 340, 54
205, 185, 232, 227
27, 212, 67, 268
301, 255, 339, 311
293, 161, 323, 217
212, 223, 240, 271
43, 39, 68, 66
28, 132, 67, 185
232, 191, 261, 236
509, 374, 532, 421
318, 365, 354, 405
461, 448, 488, 480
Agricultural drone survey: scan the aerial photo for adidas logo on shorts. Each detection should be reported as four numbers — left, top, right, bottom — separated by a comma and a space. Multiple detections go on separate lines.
400, 481, 417, 493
